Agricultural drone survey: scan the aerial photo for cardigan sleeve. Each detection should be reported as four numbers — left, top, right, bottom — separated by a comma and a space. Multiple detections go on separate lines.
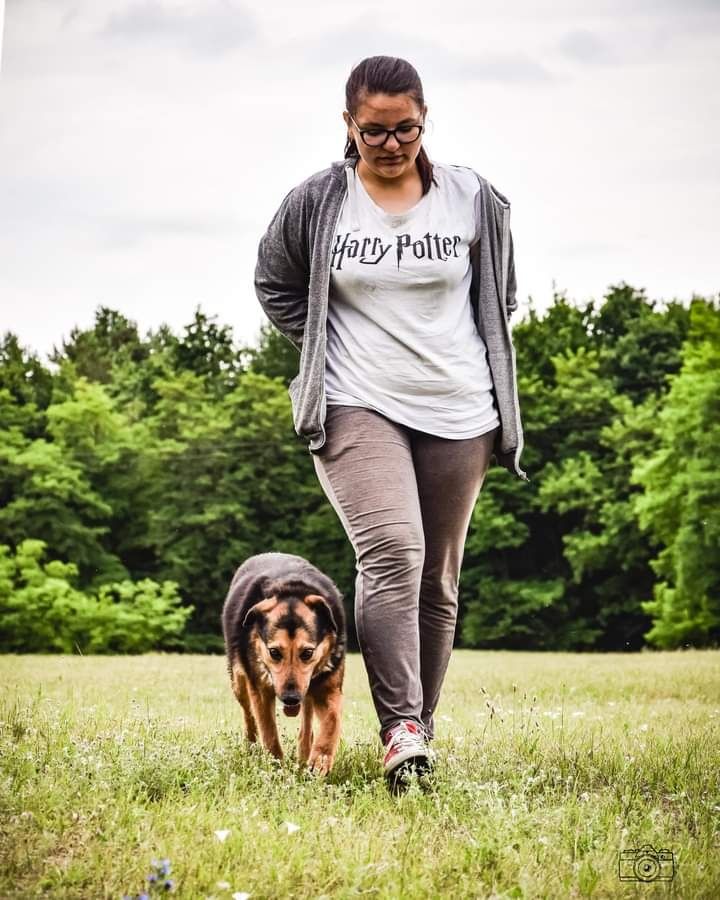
472, 173, 518, 322
506, 227, 518, 321
254, 186, 310, 352
487, 180, 518, 323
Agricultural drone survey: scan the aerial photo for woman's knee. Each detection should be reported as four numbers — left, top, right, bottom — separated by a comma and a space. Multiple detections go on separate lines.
357, 523, 425, 579
420, 567, 460, 616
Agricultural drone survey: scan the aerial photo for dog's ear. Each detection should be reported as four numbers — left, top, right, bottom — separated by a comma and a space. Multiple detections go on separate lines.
242, 596, 278, 631
303, 593, 338, 633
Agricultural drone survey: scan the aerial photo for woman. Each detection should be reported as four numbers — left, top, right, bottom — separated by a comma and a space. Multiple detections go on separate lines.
255, 56, 527, 790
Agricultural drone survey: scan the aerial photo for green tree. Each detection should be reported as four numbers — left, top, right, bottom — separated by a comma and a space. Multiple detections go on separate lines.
141, 369, 339, 640
3, 290, 712, 654
242, 321, 300, 386
0, 378, 156, 587
171, 307, 243, 394
461, 286, 689, 650
0, 333, 53, 438
50, 306, 148, 385
460, 294, 589, 648
632, 299, 720, 647
0, 539, 192, 653
593, 283, 690, 403
0, 434, 121, 581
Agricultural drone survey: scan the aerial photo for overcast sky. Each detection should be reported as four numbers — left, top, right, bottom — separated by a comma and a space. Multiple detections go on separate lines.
1, 0, 719, 359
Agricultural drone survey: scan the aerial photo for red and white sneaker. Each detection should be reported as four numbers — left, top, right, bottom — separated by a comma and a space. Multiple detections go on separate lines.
382, 721, 434, 778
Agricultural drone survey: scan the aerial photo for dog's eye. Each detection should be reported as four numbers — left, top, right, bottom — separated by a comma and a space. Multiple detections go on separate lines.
300, 649, 314, 662
268, 648, 282, 661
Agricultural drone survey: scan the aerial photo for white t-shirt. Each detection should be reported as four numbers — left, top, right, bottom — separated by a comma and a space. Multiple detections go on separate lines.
324, 161, 500, 439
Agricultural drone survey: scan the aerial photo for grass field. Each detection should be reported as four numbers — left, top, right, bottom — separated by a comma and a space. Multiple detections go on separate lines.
1, 650, 719, 899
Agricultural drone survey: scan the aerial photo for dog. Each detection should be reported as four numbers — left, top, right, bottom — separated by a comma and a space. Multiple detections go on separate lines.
222, 552, 346, 776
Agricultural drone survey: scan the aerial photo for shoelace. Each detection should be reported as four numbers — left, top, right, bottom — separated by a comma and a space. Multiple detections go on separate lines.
386, 723, 426, 754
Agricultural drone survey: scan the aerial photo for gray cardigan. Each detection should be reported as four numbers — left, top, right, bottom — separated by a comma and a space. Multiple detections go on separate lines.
254, 157, 528, 481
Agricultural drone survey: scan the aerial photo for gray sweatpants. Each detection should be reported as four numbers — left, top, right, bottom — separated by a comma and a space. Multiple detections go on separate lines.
311, 404, 498, 744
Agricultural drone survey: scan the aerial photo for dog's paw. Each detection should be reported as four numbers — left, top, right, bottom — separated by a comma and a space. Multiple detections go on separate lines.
307, 749, 334, 777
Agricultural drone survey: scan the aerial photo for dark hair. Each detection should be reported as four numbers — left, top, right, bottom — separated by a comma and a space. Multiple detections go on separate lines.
344, 56, 435, 195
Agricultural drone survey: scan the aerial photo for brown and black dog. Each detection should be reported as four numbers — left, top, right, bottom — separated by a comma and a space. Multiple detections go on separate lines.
221, 552, 346, 776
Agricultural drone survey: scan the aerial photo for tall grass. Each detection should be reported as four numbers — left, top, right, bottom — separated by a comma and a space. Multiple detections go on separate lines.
1, 651, 718, 898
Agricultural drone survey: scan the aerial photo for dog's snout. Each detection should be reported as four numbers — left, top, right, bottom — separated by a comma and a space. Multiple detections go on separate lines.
281, 692, 302, 706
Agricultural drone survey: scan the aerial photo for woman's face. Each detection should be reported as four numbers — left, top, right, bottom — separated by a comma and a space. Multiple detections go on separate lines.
344, 92, 427, 181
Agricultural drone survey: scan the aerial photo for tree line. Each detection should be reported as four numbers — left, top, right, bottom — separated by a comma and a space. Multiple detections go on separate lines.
0, 282, 718, 653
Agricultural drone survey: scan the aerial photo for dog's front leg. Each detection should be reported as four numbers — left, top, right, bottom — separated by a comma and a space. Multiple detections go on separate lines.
297, 695, 314, 765
231, 664, 258, 744
249, 683, 283, 760
307, 681, 343, 776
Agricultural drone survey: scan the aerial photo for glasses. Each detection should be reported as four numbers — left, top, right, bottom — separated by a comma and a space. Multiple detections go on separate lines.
348, 114, 424, 148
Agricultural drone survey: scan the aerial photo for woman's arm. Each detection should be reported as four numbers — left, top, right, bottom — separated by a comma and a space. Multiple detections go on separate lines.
254, 187, 310, 352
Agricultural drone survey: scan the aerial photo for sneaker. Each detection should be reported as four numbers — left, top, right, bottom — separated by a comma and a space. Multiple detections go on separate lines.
382, 720, 433, 777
